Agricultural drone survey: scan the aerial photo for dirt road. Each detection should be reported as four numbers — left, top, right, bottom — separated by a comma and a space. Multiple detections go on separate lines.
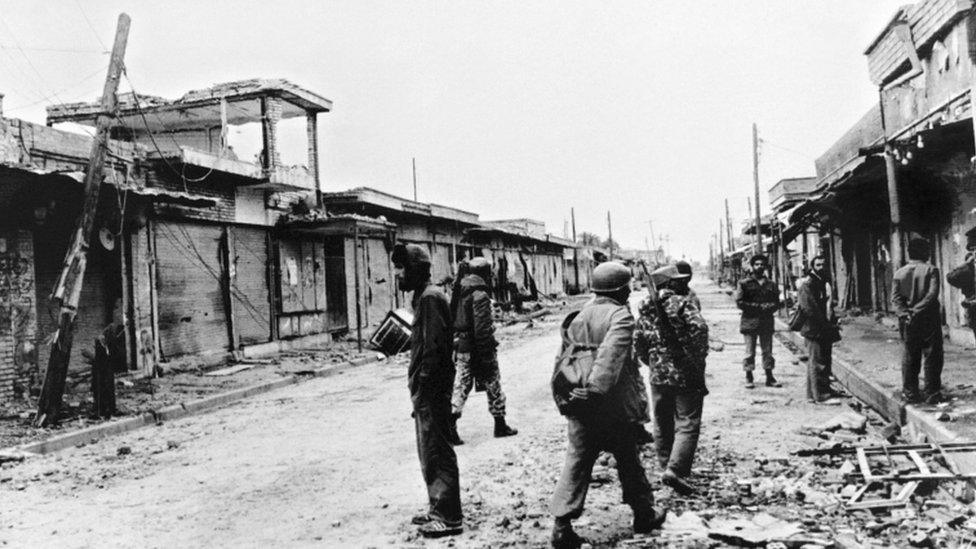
2, 282, 894, 547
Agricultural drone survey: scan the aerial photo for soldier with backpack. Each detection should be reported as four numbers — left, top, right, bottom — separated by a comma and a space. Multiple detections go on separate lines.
549, 262, 666, 549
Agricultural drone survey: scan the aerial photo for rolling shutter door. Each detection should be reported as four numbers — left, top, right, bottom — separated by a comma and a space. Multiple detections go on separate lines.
230, 226, 271, 346
154, 221, 229, 358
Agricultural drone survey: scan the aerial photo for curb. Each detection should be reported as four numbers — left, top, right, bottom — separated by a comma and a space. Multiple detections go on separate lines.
774, 319, 905, 425
773, 317, 971, 444
3, 356, 379, 457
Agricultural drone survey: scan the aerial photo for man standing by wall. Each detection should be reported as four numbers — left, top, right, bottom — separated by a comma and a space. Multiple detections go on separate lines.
893, 237, 944, 404
635, 265, 709, 496
797, 255, 841, 403
549, 262, 665, 549
392, 244, 463, 538
450, 257, 517, 445
735, 254, 781, 389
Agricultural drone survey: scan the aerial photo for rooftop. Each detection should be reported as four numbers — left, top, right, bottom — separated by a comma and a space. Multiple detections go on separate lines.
46, 78, 333, 131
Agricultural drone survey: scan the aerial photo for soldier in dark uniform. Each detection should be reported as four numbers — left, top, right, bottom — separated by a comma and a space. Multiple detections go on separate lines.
734, 254, 781, 389
392, 244, 463, 538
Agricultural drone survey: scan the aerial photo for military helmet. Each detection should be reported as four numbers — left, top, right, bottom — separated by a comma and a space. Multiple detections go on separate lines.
392, 243, 431, 268
467, 256, 492, 280
592, 262, 632, 293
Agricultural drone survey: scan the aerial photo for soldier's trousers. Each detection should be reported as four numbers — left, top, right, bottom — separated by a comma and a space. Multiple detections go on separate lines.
550, 417, 654, 520
413, 389, 463, 524
451, 352, 506, 417
742, 332, 775, 371
901, 321, 944, 400
650, 385, 704, 477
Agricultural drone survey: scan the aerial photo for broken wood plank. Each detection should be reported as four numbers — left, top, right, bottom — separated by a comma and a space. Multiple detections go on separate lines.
907, 450, 931, 475
856, 447, 873, 481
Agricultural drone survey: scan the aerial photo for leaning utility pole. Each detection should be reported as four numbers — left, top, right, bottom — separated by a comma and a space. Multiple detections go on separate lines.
606, 211, 614, 259
752, 123, 763, 254
35, 13, 130, 427
570, 207, 580, 292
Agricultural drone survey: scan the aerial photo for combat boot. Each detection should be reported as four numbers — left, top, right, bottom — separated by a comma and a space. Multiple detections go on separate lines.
765, 371, 782, 387
633, 506, 668, 534
494, 416, 518, 438
551, 518, 585, 549
745, 371, 755, 389
448, 413, 464, 446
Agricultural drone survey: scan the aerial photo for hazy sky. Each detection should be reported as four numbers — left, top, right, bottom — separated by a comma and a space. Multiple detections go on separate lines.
0, 1, 907, 261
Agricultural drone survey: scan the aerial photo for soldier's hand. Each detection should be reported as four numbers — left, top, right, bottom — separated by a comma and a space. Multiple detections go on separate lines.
569, 387, 591, 401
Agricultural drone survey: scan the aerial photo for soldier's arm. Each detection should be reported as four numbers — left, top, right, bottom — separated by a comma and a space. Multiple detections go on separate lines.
587, 308, 634, 396
418, 293, 449, 381
735, 281, 762, 313
470, 289, 497, 355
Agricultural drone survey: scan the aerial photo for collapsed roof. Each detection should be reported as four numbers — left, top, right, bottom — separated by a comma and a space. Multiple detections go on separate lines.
45, 78, 333, 132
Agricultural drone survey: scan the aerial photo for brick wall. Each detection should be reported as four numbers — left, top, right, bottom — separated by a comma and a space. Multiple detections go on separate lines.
0, 230, 36, 404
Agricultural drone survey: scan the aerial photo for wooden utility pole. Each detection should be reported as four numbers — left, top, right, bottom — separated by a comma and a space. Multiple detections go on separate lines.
570, 207, 580, 292
35, 13, 130, 427
724, 198, 734, 253
752, 123, 763, 254
606, 211, 614, 259
412, 157, 418, 201
879, 89, 903, 268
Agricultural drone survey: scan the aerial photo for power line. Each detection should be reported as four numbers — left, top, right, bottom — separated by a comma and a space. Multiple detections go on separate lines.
74, 0, 110, 52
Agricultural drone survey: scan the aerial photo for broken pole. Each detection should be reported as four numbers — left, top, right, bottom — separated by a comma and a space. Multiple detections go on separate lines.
35, 13, 130, 427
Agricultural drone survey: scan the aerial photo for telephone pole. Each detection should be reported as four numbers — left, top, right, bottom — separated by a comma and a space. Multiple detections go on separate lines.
607, 210, 614, 259
725, 198, 734, 253
570, 207, 580, 292
412, 157, 417, 201
35, 13, 131, 427
752, 123, 763, 253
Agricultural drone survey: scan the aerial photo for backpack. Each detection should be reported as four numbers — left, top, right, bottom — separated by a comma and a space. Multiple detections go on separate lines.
551, 311, 599, 417
787, 306, 806, 332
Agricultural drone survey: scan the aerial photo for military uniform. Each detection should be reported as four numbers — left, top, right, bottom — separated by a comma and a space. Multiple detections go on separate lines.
634, 288, 709, 477
451, 273, 506, 418
734, 274, 780, 373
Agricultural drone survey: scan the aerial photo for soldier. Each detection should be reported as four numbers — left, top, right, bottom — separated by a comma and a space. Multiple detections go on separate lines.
735, 254, 781, 389
635, 265, 709, 496
893, 237, 944, 404
450, 257, 518, 445
392, 244, 463, 538
674, 260, 701, 310
550, 262, 666, 549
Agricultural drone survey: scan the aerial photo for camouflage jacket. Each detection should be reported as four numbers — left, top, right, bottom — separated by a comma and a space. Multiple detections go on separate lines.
634, 289, 709, 394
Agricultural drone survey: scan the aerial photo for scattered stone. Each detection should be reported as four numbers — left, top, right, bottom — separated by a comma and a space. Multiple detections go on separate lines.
166, 440, 180, 450
708, 513, 802, 546
907, 530, 932, 547
116, 446, 132, 456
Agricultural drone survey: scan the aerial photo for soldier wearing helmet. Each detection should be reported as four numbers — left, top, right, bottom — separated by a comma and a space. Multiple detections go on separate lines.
448, 256, 518, 444
391, 243, 463, 538
549, 262, 666, 548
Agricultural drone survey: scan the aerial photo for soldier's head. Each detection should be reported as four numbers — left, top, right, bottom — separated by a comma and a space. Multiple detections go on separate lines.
749, 254, 768, 278
810, 254, 828, 278
908, 236, 931, 261
467, 256, 493, 283
651, 265, 691, 295
392, 243, 432, 293
592, 262, 632, 304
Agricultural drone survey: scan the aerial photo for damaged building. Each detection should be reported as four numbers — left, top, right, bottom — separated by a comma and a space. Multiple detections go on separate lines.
0, 78, 584, 407
775, 0, 976, 344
